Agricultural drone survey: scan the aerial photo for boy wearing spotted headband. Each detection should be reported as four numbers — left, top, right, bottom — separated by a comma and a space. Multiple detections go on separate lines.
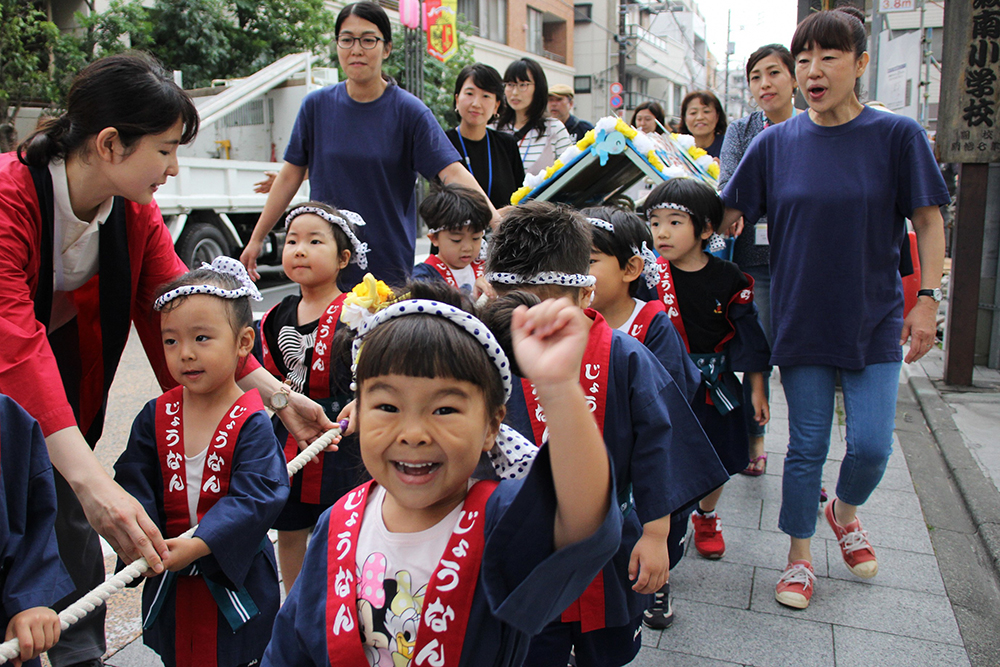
413, 183, 492, 296
114, 258, 289, 667
262, 289, 621, 667
253, 200, 367, 594
485, 201, 728, 667
643, 177, 771, 563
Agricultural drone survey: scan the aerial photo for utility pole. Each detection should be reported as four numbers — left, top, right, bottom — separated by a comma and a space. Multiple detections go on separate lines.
618, 0, 628, 102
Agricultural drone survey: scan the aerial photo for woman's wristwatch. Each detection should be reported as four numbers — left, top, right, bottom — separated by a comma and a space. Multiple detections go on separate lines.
917, 288, 943, 302
269, 380, 293, 411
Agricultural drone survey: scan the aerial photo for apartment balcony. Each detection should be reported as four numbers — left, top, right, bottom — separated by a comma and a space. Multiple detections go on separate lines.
625, 24, 687, 82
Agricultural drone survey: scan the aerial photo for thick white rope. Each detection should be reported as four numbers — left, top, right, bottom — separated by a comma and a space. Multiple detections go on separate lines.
0, 420, 348, 664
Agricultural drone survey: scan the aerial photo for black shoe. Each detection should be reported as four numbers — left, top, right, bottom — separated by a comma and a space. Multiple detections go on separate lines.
642, 582, 674, 629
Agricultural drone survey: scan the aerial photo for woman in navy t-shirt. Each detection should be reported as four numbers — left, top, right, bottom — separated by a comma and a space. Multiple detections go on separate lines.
720, 7, 949, 610
240, 2, 495, 286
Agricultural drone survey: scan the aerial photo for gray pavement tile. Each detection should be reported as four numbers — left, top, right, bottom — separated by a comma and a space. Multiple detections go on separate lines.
683, 524, 830, 578
832, 626, 971, 667
670, 558, 755, 610
646, 598, 835, 666
750, 567, 963, 646
824, 541, 946, 595
760, 455, 914, 493
104, 639, 162, 667
759, 501, 934, 555
849, 485, 926, 522
713, 490, 764, 530
630, 647, 744, 666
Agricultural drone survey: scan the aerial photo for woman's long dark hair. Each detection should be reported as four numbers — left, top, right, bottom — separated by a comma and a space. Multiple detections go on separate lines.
18, 52, 198, 168
497, 58, 549, 140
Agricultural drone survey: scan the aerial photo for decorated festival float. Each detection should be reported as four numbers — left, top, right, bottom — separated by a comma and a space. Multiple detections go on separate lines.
510, 116, 721, 208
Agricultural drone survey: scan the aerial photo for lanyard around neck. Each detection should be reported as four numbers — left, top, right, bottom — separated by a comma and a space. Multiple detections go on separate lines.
457, 130, 493, 198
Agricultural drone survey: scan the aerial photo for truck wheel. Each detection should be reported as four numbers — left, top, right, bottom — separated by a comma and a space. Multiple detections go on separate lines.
177, 222, 230, 269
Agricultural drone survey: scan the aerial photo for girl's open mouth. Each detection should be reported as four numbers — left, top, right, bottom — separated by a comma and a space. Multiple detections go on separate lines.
393, 461, 442, 477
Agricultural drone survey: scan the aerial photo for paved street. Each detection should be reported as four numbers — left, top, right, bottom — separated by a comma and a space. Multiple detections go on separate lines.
54, 289, 999, 667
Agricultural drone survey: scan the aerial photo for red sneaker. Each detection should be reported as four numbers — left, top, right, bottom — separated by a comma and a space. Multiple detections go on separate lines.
825, 498, 878, 579
775, 560, 816, 609
691, 510, 725, 559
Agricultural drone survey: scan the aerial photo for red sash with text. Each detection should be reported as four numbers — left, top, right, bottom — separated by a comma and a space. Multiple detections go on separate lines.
625, 300, 666, 345
654, 258, 690, 351
155, 387, 262, 667
424, 255, 484, 289
325, 480, 497, 666
520, 310, 613, 631
260, 293, 347, 503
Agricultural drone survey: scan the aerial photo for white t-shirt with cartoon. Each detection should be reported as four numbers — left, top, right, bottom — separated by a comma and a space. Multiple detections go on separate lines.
355, 484, 464, 666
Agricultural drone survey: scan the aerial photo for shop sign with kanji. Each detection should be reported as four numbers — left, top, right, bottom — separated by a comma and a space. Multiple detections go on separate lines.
938, 0, 1000, 162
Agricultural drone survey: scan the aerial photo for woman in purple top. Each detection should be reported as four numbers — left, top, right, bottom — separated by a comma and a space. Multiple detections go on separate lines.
720, 7, 948, 610
240, 2, 494, 286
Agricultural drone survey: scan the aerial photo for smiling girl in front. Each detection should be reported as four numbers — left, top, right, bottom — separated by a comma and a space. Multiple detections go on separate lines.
114, 259, 289, 667
262, 293, 620, 666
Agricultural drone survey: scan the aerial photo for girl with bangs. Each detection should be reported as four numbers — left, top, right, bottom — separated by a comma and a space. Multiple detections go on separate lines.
720, 7, 949, 609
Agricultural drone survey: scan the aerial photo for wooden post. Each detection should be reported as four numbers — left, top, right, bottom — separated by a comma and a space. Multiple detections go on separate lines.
944, 164, 989, 386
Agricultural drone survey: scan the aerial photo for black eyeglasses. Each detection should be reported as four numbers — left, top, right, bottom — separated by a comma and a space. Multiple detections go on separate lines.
337, 35, 383, 50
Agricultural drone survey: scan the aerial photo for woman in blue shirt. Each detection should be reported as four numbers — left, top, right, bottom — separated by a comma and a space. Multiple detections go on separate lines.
720, 7, 948, 610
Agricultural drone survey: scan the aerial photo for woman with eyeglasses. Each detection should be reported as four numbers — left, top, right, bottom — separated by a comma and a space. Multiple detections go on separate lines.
447, 63, 525, 209
496, 58, 574, 177
240, 1, 495, 286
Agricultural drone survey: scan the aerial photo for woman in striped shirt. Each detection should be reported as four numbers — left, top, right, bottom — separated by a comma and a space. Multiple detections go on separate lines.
496, 58, 574, 177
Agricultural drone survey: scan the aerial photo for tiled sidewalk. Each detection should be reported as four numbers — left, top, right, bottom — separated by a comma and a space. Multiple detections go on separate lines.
633, 373, 971, 667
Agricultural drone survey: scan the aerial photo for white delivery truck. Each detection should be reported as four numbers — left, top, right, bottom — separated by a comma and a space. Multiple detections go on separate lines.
155, 52, 337, 268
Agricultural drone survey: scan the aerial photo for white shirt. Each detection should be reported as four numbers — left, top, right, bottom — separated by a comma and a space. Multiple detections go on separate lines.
616, 298, 645, 334
185, 446, 208, 528
47, 161, 114, 330
355, 484, 465, 666
451, 264, 477, 293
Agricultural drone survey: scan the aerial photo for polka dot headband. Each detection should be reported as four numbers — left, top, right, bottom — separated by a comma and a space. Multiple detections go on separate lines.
645, 202, 710, 228
285, 205, 369, 270
350, 299, 538, 480
586, 217, 615, 233
486, 271, 597, 288
154, 257, 262, 311
585, 216, 659, 288
426, 220, 472, 235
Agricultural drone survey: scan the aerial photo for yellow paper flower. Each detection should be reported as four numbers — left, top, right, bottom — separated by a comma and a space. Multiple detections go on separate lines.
615, 118, 638, 139
544, 160, 565, 180
342, 273, 394, 330
688, 146, 708, 160
647, 150, 665, 172
510, 185, 532, 205
576, 129, 596, 150
707, 162, 720, 179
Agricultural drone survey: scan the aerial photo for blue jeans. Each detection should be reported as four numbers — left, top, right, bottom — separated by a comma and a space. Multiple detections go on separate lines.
778, 362, 901, 539
742, 265, 771, 438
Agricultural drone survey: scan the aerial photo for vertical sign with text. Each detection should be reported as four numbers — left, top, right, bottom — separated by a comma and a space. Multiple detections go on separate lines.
938, 0, 1000, 163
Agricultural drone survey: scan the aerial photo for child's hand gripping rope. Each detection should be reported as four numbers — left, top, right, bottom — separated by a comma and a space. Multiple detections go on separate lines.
0, 419, 350, 665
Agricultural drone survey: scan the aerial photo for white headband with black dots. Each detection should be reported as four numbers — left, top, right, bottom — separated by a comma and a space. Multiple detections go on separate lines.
350, 299, 537, 480
645, 202, 696, 220
486, 271, 597, 288
426, 219, 473, 235
285, 205, 370, 270
154, 257, 262, 311
586, 217, 615, 233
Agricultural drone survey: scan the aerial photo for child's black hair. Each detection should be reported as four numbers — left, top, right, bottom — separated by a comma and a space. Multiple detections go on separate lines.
418, 183, 492, 235
354, 280, 505, 414
478, 291, 541, 379
642, 178, 723, 249
284, 201, 355, 264
156, 270, 253, 334
485, 201, 590, 299
582, 206, 653, 298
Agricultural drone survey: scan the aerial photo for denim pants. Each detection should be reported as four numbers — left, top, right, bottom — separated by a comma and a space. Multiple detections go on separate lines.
742, 265, 771, 438
778, 362, 901, 539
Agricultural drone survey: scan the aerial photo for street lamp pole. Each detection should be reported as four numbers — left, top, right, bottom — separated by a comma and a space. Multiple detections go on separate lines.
618, 0, 628, 103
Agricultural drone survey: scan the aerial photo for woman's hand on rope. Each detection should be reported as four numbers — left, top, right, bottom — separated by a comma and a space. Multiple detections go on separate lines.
78, 474, 168, 573
280, 391, 339, 451
3, 608, 60, 666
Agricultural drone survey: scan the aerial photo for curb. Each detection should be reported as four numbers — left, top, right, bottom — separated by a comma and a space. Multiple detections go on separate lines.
906, 373, 1000, 579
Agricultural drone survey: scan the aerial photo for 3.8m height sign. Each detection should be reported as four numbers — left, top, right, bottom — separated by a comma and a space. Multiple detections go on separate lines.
879, 0, 916, 12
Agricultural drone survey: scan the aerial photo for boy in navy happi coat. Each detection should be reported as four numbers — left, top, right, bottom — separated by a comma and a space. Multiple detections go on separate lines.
411, 183, 492, 296
0, 394, 73, 667
482, 202, 729, 667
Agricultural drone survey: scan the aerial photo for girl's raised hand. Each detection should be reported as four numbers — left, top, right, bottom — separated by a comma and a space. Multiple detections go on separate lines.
510, 298, 589, 388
